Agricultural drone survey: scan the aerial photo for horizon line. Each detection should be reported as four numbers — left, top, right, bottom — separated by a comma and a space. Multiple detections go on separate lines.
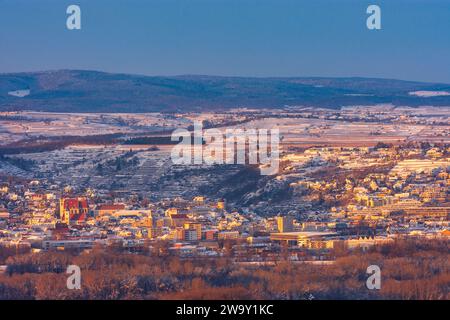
1, 68, 449, 86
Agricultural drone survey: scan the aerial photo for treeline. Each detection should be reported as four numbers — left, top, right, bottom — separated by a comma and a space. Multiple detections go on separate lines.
0, 238, 448, 300
123, 136, 179, 145
0, 245, 31, 265
0, 134, 124, 155
0, 115, 54, 122
123, 135, 205, 145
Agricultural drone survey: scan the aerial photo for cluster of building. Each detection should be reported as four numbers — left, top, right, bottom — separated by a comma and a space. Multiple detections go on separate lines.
0, 141, 449, 261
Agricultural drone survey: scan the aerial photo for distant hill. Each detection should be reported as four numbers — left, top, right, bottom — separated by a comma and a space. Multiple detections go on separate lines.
0, 70, 449, 112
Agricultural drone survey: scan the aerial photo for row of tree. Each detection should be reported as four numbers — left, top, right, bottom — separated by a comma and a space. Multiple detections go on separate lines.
0, 238, 448, 300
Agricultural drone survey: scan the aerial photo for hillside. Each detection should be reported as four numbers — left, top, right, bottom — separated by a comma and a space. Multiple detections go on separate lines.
0, 70, 449, 112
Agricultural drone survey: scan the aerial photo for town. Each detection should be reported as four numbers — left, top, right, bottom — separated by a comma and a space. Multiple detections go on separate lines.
0, 106, 448, 262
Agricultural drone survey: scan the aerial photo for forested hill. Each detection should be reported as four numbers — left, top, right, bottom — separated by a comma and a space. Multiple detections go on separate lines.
1, 70, 449, 112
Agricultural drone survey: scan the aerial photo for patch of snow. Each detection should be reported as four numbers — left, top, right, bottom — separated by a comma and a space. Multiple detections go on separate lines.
7, 89, 30, 97
344, 93, 374, 97
408, 90, 450, 97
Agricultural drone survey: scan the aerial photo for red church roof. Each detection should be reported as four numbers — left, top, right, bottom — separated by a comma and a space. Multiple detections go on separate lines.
63, 198, 88, 210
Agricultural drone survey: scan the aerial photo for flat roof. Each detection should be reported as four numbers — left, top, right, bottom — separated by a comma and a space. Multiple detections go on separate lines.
270, 231, 337, 238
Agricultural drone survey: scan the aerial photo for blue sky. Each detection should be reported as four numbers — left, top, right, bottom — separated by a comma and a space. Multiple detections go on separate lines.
0, 0, 449, 83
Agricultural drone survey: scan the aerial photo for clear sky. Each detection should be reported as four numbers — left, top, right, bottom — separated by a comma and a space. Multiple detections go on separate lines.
0, 0, 449, 83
